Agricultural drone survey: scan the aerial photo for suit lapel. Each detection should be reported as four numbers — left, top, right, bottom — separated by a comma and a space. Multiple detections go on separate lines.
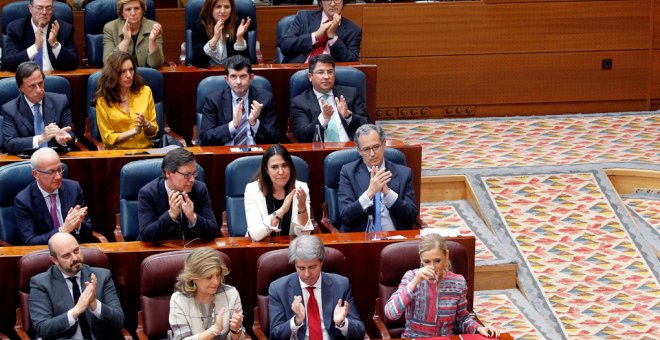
287, 275, 306, 339
321, 273, 335, 332
222, 88, 235, 124
306, 90, 321, 120
42, 94, 57, 125
384, 160, 401, 194
17, 95, 36, 135
31, 182, 54, 230
58, 182, 71, 222
50, 265, 76, 308
355, 161, 371, 198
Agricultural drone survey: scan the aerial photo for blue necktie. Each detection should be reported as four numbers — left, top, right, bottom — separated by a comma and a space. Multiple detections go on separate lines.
374, 192, 382, 232
35, 44, 44, 69
33, 103, 47, 147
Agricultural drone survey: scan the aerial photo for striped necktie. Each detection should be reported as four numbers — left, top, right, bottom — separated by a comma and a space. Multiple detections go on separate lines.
234, 97, 248, 146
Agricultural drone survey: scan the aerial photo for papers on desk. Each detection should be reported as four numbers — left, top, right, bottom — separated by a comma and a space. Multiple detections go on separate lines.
381, 235, 407, 240
230, 146, 263, 152
420, 227, 461, 238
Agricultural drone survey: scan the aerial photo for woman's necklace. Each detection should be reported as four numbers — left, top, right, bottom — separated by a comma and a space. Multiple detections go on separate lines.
196, 299, 215, 330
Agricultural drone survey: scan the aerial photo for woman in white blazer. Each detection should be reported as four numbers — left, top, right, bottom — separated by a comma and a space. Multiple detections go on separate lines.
244, 144, 313, 241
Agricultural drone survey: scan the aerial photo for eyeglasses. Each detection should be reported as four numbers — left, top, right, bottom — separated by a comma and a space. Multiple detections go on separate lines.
176, 170, 198, 179
35, 165, 64, 176
321, 0, 342, 3
358, 143, 383, 154
312, 69, 335, 76
32, 5, 54, 13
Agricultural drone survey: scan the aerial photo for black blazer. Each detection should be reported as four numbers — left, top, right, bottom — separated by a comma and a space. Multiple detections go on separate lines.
291, 85, 370, 142
1, 92, 74, 155
137, 177, 219, 242
190, 19, 250, 67
4, 15, 78, 72
278, 9, 362, 63
200, 85, 280, 145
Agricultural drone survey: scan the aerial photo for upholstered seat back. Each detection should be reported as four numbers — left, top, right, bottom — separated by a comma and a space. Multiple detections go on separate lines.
18, 248, 109, 337
184, 0, 257, 64
139, 249, 231, 339
195, 75, 272, 145
0, 162, 68, 245
254, 247, 346, 338
84, 0, 156, 68
377, 240, 469, 338
224, 155, 309, 236
290, 67, 367, 101
323, 148, 407, 228
275, 15, 295, 64
119, 158, 205, 241
2, 1, 73, 70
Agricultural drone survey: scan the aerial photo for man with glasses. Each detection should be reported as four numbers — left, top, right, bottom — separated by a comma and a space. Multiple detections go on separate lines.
291, 54, 370, 143
337, 124, 417, 232
137, 147, 218, 242
15, 148, 93, 245
199, 55, 280, 146
4, 0, 79, 72
2, 61, 74, 155
278, 0, 361, 63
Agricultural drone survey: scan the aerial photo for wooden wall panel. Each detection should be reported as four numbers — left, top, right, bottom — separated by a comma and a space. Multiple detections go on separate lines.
361, 0, 650, 57
365, 51, 648, 110
654, 0, 660, 48
652, 51, 660, 100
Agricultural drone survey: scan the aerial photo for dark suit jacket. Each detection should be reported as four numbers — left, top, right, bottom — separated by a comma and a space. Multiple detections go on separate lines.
29, 264, 125, 340
278, 9, 362, 63
137, 177, 218, 242
268, 272, 365, 339
291, 85, 370, 142
199, 85, 280, 145
4, 15, 78, 72
190, 19, 250, 68
15, 179, 93, 246
2, 92, 74, 155
338, 159, 417, 232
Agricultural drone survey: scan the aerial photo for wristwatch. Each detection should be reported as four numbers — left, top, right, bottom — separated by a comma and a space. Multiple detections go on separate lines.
335, 319, 346, 328
51, 41, 60, 49
230, 326, 245, 334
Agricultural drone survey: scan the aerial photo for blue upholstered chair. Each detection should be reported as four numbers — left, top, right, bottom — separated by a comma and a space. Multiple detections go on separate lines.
1, 1, 73, 70
115, 158, 206, 242
288, 67, 367, 142
83, 0, 156, 68
193, 75, 272, 145
184, 0, 258, 65
275, 15, 295, 64
321, 148, 410, 233
85, 67, 185, 150
223, 155, 309, 237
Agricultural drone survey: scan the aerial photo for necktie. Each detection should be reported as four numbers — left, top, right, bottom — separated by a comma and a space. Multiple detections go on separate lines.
306, 286, 322, 340
234, 97, 248, 146
33, 103, 47, 147
67, 277, 93, 340
322, 94, 339, 142
309, 33, 329, 60
49, 193, 61, 230
374, 192, 382, 232
35, 44, 44, 69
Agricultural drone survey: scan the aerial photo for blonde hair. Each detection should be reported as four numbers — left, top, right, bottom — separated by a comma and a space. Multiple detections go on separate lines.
174, 248, 229, 296
117, 0, 147, 17
418, 233, 452, 271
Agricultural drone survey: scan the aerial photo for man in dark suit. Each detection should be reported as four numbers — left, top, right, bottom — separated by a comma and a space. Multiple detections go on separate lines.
2, 61, 74, 155
199, 55, 280, 146
268, 235, 365, 339
29, 232, 124, 340
4, 0, 79, 72
278, 0, 361, 63
291, 54, 370, 143
15, 148, 93, 245
138, 148, 218, 242
338, 124, 418, 232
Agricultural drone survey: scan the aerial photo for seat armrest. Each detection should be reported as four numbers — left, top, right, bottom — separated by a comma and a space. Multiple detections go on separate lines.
92, 231, 108, 243
14, 308, 29, 340
415, 215, 428, 229
251, 307, 267, 340
121, 328, 133, 340
74, 139, 89, 151
220, 211, 229, 238
319, 203, 340, 234
136, 311, 148, 340
0, 240, 12, 247
285, 116, 297, 143
163, 126, 187, 147
372, 298, 391, 339
0, 332, 10, 340
84, 117, 105, 151
191, 125, 199, 146
114, 213, 126, 242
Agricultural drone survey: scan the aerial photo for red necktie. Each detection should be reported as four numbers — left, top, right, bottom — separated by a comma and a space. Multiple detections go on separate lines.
306, 286, 322, 340
309, 34, 329, 60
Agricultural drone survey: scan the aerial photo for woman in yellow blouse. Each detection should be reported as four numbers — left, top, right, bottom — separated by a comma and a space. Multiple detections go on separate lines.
95, 51, 158, 149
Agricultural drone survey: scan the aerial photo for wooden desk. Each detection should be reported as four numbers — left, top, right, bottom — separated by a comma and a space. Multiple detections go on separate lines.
0, 231, 475, 339
0, 141, 421, 239
0, 63, 377, 145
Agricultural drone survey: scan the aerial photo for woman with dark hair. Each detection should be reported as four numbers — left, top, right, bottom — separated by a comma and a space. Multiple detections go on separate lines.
244, 144, 313, 241
95, 51, 158, 149
384, 234, 500, 338
190, 0, 251, 67
169, 247, 246, 340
